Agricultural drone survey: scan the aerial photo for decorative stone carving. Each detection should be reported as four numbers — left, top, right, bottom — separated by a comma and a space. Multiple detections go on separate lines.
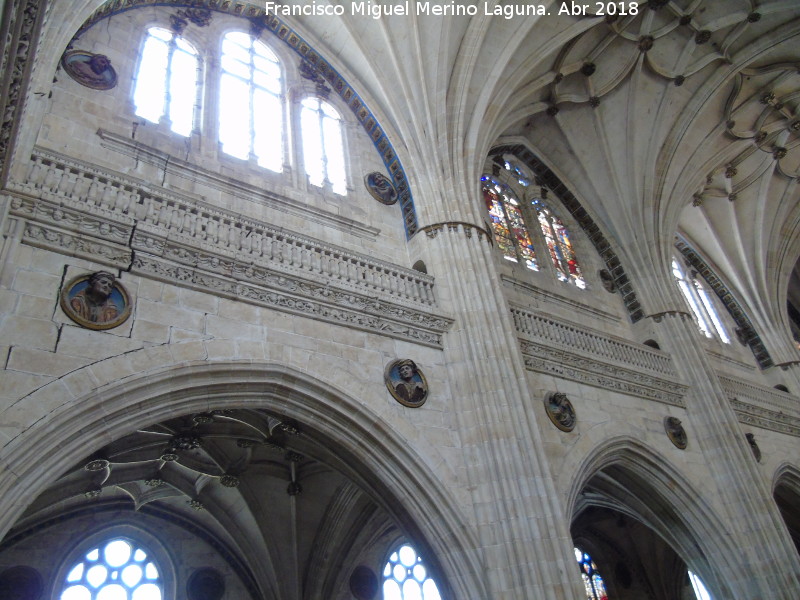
61, 50, 117, 90
187, 568, 225, 600
598, 269, 616, 292
350, 565, 379, 600
364, 171, 398, 205
385, 359, 428, 408
664, 416, 687, 449
745, 433, 762, 462
219, 475, 240, 488
186, 567, 225, 600
61, 272, 131, 330
544, 392, 576, 432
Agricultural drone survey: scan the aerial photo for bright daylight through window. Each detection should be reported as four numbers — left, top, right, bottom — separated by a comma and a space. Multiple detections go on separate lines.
383, 543, 442, 600
219, 31, 284, 171
134, 27, 198, 137
60, 538, 162, 600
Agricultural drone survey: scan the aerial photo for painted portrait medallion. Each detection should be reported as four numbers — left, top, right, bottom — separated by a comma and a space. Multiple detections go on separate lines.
385, 359, 428, 408
61, 271, 131, 330
365, 171, 398, 205
62, 50, 118, 90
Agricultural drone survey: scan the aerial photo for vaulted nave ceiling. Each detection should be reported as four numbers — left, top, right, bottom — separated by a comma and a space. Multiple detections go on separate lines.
22, 0, 800, 350
282, 0, 800, 348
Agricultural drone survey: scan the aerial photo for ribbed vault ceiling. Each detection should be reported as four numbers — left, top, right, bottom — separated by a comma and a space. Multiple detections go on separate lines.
22, 0, 800, 351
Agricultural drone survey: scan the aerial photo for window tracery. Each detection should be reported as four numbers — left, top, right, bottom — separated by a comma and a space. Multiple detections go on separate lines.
134, 27, 199, 137
219, 31, 283, 172
301, 97, 347, 195
481, 159, 585, 287
59, 537, 162, 600
382, 543, 442, 600
574, 547, 609, 600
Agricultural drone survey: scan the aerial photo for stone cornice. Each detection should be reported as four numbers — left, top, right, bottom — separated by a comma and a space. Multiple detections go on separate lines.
519, 339, 688, 407
513, 305, 687, 406
6, 156, 453, 347
719, 373, 800, 437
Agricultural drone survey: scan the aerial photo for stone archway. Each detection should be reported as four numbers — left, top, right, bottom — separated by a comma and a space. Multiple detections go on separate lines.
773, 463, 800, 557
567, 437, 741, 600
0, 351, 488, 600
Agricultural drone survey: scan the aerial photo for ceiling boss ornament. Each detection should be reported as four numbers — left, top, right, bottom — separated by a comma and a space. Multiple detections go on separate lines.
542, 1, 767, 113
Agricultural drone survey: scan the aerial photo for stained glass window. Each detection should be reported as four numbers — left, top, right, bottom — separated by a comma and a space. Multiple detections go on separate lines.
134, 27, 199, 137
383, 543, 442, 600
219, 32, 283, 172
574, 547, 609, 600
481, 176, 538, 270
301, 97, 347, 195
59, 538, 162, 600
533, 198, 585, 288
672, 260, 729, 343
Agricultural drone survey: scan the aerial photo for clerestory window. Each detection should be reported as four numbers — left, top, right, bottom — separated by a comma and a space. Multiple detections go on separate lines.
574, 547, 609, 600
59, 537, 162, 600
382, 543, 442, 600
301, 97, 347, 195
672, 259, 730, 343
219, 31, 284, 171
481, 159, 585, 287
134, 27, 200, 137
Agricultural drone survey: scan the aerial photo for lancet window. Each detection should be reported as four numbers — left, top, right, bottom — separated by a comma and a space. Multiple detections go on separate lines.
672, 259, 730, 343
133, 25, 351, 194
574, 547, 609, 600
481, 160, 585, 287
133, 27, 200, 137
219, 31, 284, 172
301, 97, 347, 195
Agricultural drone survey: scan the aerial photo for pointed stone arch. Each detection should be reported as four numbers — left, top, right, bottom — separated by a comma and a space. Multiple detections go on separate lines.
0, 348, 488, 600
567, 436, 741, 599
773, 462, 800, 557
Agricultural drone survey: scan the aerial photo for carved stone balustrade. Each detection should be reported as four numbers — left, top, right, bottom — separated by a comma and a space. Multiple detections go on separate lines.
719, 374, 800, 436
6, 148, 452, 347
512, 305, 689, 406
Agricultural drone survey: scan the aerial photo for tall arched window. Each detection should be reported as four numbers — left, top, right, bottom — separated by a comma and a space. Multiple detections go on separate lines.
301, 97, 346, 195
482, 175, 538, 270
533, 197, 585, 288
382, 543, 442, 600
672, 259, 730, 343
219, 32, 283, 172
59, 537, 162, 599
482, 161, 586, 287
574, 547, 609, 600
134, 27, 200, 137
688, 570, 713, 600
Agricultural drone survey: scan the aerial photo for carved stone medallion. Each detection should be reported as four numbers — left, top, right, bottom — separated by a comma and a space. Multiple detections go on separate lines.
385, 359, 428, 407
365, 171, 398, 205
544, 392, 576, 432
61, 271, 131, 330
61, 50, 117, 90
745, 432, 761, 462
664, 416, 687, 449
